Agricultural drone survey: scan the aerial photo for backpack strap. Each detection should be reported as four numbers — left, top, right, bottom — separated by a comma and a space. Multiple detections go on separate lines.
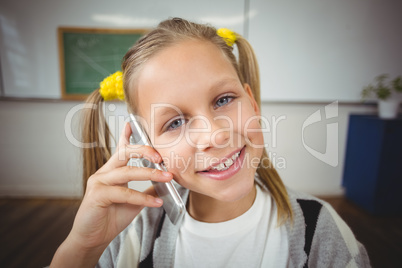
139, 212, 166, 268
297, 199, 322, 268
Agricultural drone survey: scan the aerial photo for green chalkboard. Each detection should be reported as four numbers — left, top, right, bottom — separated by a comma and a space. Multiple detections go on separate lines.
58, 28, 145, 99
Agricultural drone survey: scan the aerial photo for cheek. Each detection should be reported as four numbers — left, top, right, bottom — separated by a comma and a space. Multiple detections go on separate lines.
160, 148, 194, 189
237, 104, 263, 145
245, 119, 264, 145
152, 130, 186, 148
159, 141, 193, 174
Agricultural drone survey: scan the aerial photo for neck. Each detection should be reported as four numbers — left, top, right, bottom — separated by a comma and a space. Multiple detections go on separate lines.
187, 184, 257, 223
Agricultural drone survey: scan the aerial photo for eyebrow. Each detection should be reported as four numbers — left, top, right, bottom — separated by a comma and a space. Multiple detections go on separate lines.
152, 106, 181, 117
209, 77, 241, 92
152, 106, 185, 128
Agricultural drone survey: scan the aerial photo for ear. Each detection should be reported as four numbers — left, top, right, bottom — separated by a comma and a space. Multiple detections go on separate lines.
244, 83, 260, 116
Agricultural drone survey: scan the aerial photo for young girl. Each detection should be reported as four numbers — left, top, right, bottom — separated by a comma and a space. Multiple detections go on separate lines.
51, 18, 370, 267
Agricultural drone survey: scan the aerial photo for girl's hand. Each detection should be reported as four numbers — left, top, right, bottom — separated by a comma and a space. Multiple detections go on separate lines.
50, 122, 172, 267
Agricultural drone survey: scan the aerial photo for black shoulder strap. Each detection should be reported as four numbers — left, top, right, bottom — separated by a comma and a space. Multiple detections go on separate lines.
139, 212, 166, 268
297, 199, 322, 268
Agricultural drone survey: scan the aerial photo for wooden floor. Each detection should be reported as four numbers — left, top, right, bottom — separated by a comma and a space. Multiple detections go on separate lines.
0, 197, 401, 268
0, 198, 80, 268
319, 198, 402, 268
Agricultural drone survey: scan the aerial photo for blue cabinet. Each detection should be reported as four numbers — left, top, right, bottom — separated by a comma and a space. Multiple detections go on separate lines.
342, 114, 402, 215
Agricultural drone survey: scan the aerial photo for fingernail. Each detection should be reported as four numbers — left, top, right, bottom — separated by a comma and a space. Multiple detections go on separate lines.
162, 172, 172, 178
155, 198, 163, 204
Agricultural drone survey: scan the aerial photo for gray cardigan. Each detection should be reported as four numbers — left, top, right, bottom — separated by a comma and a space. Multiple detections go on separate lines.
98, 181, 371, 267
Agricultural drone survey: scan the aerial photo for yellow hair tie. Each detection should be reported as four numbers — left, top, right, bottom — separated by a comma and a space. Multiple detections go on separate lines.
99, 71, 125, 101
217, 28, 237, 47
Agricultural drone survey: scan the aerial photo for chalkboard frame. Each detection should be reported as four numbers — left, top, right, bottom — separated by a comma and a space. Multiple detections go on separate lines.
58, 27, 147, 100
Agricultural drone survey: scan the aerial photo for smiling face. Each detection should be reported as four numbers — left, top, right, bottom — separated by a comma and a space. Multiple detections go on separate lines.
134, 40, 264, 203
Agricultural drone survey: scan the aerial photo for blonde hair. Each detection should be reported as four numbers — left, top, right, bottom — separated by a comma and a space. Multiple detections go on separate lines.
82, 18, 292, 223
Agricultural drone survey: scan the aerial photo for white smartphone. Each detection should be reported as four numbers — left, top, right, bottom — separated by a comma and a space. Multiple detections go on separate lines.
128, 114, 186, 225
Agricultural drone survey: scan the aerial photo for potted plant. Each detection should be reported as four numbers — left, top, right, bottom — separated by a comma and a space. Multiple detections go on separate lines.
392, 75, 402, 94
362, 74, 402, 119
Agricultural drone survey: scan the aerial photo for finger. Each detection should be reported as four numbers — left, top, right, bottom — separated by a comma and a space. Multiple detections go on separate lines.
99, 144, 162, 173
117, 120, 161, 163
97, 122, 134, 173
96, 185, 163, 208
117, 122, 132, 148
143, 186, 157, 197
116, 144, 161, 164
97, 166, 173, 185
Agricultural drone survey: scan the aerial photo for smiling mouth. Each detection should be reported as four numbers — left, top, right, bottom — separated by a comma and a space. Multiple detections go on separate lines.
201, 146, 245, 172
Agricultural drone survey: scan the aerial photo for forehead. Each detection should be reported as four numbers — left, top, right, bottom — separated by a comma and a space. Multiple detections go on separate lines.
134, 40, 240, 118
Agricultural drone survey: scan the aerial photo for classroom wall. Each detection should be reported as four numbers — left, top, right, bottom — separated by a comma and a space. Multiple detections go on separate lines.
0, 0, 245, 98
0, 100, 378, 197
250, 0, 402, 102
1, 0, 401, 101
0, 0, 399, 197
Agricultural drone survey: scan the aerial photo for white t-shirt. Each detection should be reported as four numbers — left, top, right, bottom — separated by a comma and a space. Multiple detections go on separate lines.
174, 185, 289, 267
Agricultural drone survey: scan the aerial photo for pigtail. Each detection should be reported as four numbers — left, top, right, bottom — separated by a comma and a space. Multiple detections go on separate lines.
81, 89, 112, 194
257, 151, 293, 224
235, 36, 293, 223
235, 35, 261, 108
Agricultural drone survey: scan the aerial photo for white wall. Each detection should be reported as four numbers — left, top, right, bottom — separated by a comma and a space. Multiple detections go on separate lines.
0, 0, 398, 197
0, 0, 245, 98
1, 0, 401, 101
0, 100, 378, 197
0, 100, 83, 197
249, 0, 402, 102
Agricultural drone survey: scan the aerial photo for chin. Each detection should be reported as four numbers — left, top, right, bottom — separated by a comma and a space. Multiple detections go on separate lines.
215, 176, 256, 203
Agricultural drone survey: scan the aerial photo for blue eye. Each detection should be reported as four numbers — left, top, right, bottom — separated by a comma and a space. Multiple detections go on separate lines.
215, 96, 234, 108
167, 118, 185, 131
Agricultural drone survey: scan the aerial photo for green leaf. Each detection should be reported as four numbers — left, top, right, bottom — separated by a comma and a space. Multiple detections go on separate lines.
392, 76, 402, 93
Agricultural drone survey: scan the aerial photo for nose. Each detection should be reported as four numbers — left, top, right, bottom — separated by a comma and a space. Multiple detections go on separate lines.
188, 115, 231, 150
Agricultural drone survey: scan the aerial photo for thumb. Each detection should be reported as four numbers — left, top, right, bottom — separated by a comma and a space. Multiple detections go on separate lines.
118, 122, 132, 148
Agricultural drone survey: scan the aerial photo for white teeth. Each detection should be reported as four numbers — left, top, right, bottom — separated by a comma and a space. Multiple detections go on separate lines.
232, 152, 240, 160
219, 163, 228, 170
211, 151, 241, 171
